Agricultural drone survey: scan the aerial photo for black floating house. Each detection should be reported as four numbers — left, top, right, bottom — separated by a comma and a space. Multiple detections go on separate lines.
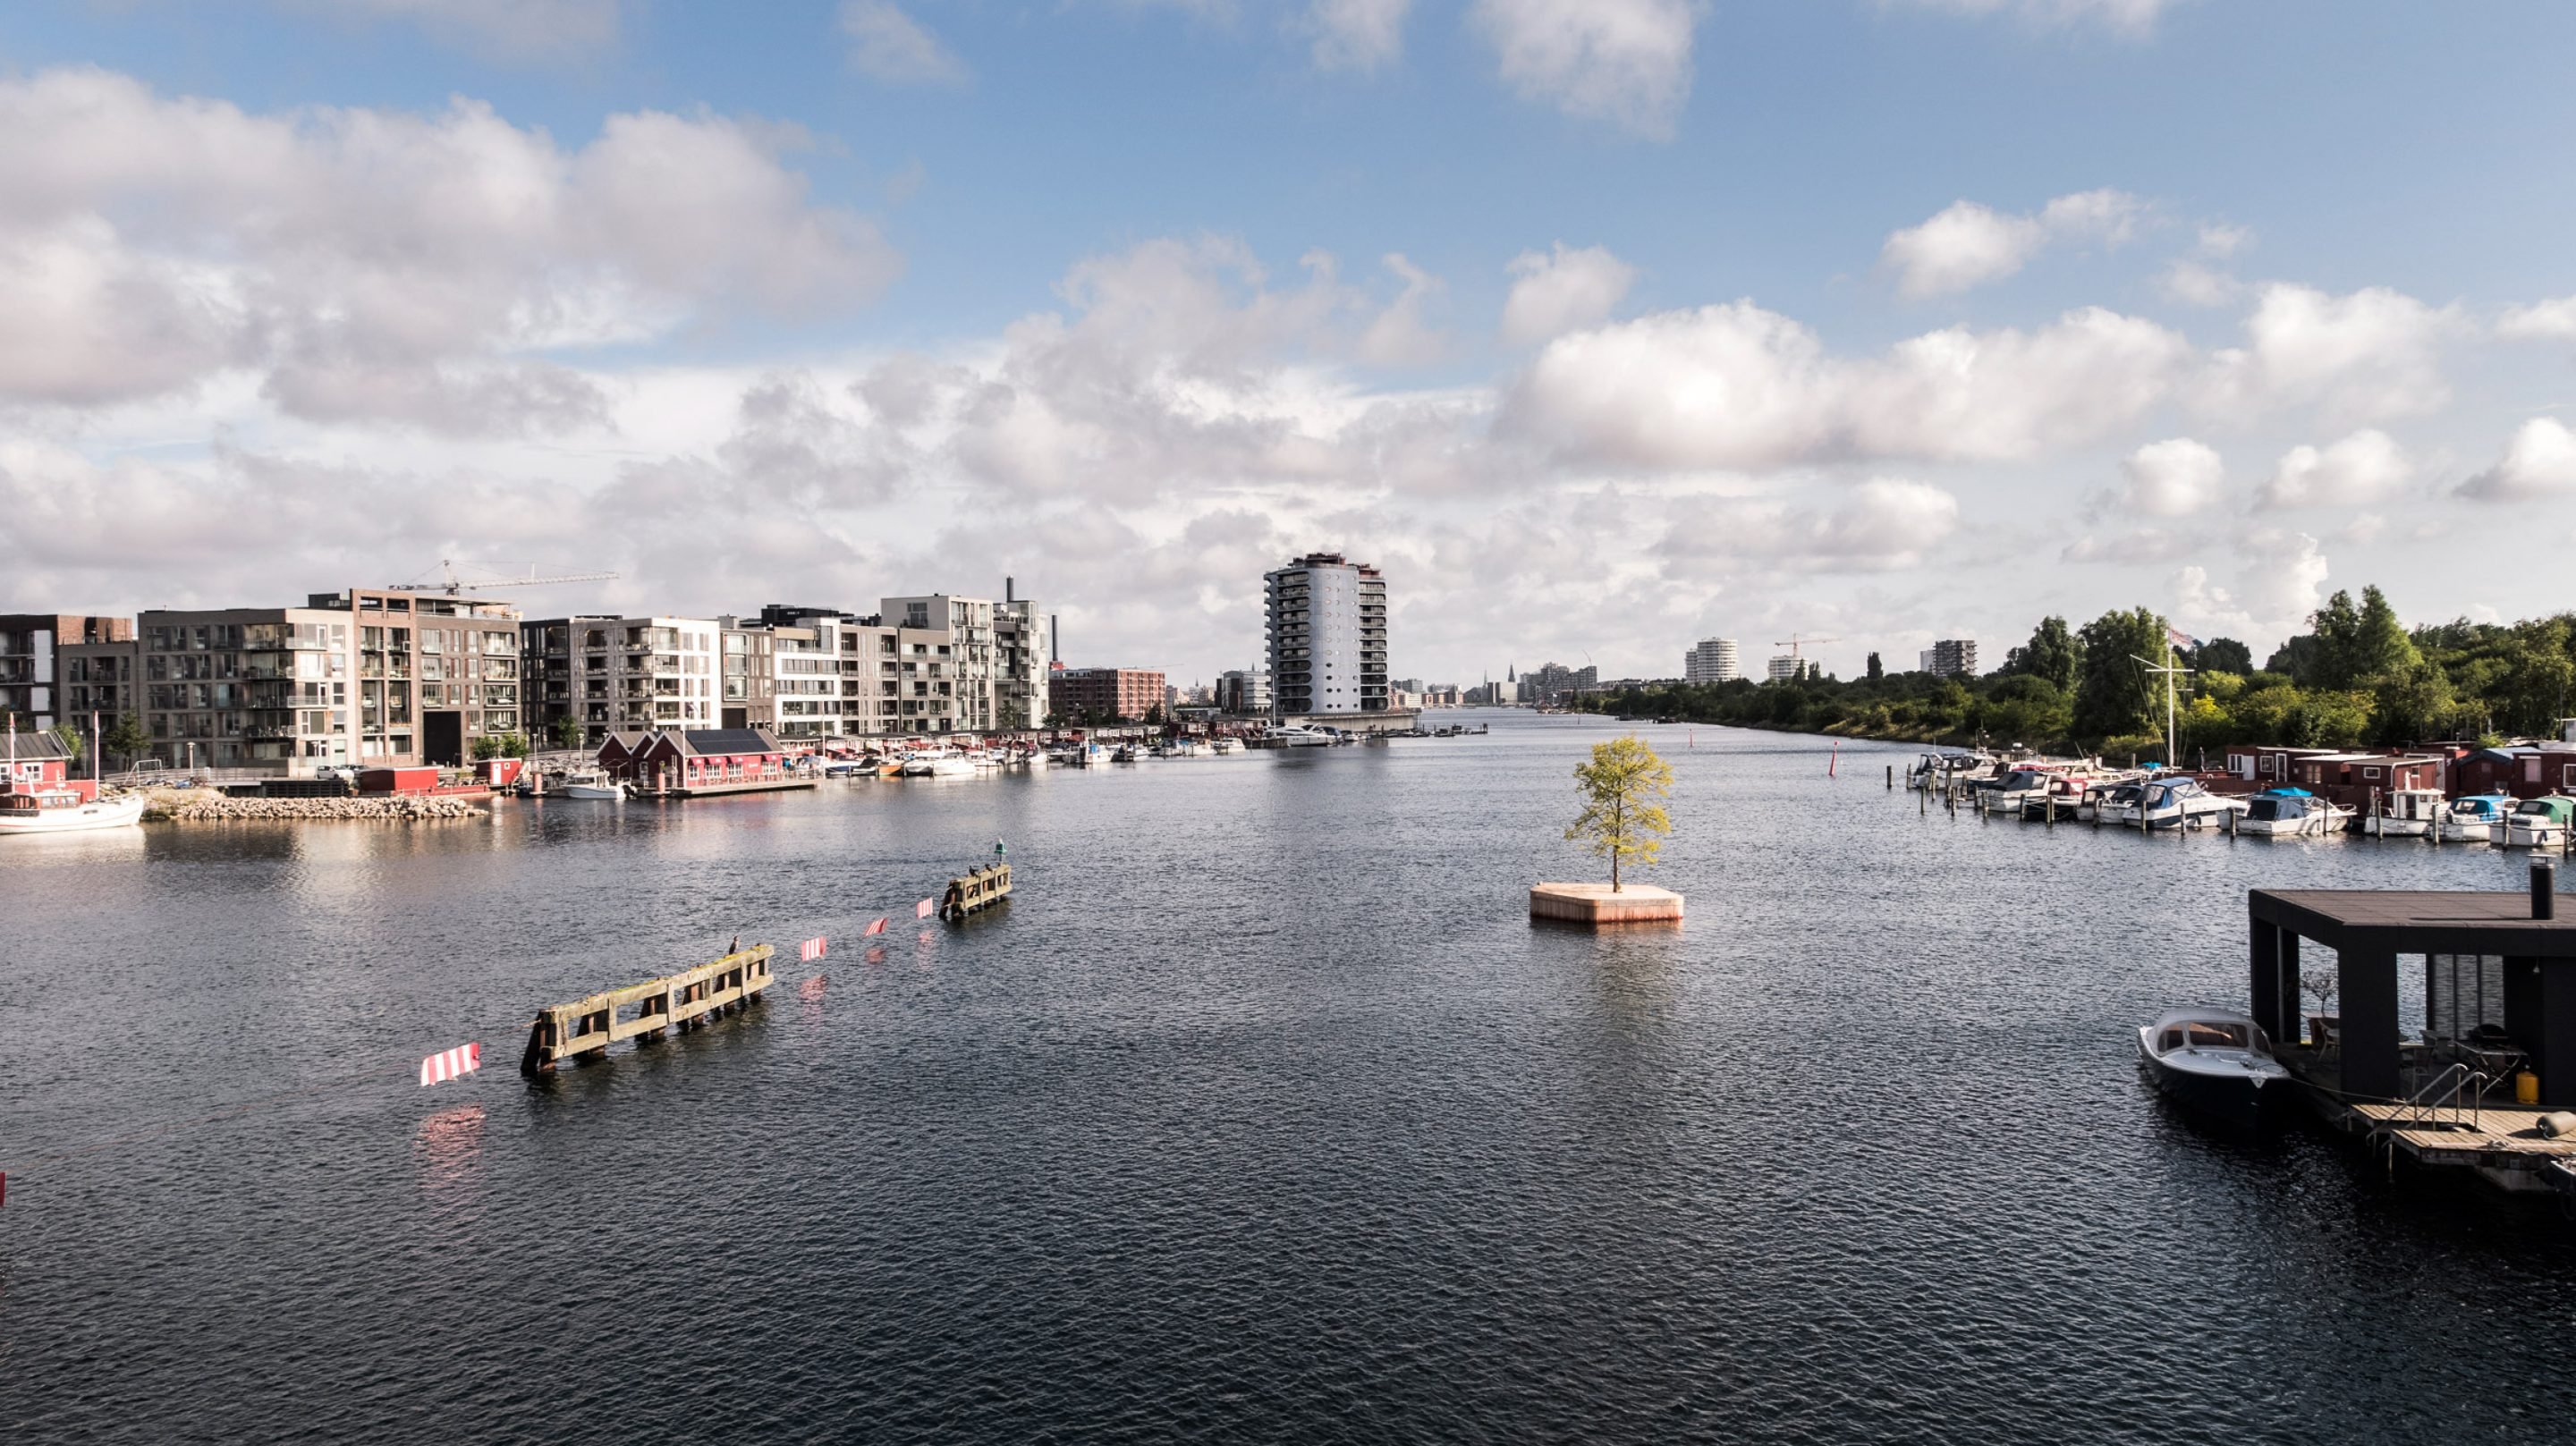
2250, 864, 2576, 1104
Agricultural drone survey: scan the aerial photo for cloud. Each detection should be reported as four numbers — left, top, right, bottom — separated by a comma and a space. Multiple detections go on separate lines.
2060, 528, 2205, 564
2195, 283, 2460, 427
1501, 300, 2190, 470
1657, 478, 1962, 572
0, 66, 901, 432
1306, 0, 1411, 70
295, 0, 623, 62
2457, 418, 2576, 503
1879, 188, 2143, 299
1470, 0, 1697, 140
1886, 0, 2184, 38
2497, 295, 2576, 342
1500, 242, 1637, 344
2157, 259, 2240, 308
2257, 428, 2411, 510
840, 1, 969, 84
1357, 253, 1449, 367
2172, 529, 2330, 645
2112, 436, 2224, 518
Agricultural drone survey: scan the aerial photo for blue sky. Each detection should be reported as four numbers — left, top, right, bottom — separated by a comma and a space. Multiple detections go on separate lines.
4, 1, 2575, 685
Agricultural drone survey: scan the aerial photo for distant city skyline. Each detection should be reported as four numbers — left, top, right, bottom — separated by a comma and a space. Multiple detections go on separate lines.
5, 3, 2576, 685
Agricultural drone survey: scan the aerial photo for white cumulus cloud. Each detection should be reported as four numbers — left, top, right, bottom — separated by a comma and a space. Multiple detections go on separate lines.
2458, 418, 2576, 503
1886, 0, 2186, 38
0, 66, 901, 432
2497, 295, 2576, 342
1657, 478, 1962, 573
1500, 300, 2190, 470
2258, 429, 2411, 510
1470, 0, 1697, 140
1879, 188, 2143, 298
2114, 437, 2224, 518
2196, 283, 2461, 427
840, 1, 968, 84
1500, 243, 1637, 345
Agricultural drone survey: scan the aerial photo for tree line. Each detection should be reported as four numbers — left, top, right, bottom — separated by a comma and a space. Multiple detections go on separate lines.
1580, 587, 2576, 760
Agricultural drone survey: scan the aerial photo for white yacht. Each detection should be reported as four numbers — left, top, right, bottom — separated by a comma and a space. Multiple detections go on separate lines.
2504, 797, 2574, 849
1261, 724, 1335, 748
0, 787, 149, 835
558, 769, 625, 799
2438, 792, 2515, 842
2137, 776, 2247, 831
2361, 787, 2446, 838
2137, 1009, 2291, 1124
1210, 737, 1239, 754
2237, 788, 2351, 837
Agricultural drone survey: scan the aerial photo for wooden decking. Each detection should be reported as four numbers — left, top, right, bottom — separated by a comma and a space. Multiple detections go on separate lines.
2351, 1103, 2576, 1165
519, 944, 775, 1074
940, 863, 1011, 920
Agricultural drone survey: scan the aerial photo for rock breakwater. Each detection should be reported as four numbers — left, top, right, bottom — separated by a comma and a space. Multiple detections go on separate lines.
146, 793, 488, 823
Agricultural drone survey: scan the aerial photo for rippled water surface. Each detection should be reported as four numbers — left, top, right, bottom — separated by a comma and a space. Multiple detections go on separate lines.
5, 715, 2574, 1442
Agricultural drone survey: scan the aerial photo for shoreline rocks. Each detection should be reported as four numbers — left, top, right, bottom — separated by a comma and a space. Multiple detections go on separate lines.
143, 792, 490, 823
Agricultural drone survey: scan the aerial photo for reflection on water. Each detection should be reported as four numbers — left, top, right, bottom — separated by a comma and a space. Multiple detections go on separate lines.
4, 716, 2574, 1442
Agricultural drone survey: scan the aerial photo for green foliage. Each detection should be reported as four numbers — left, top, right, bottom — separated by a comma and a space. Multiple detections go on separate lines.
1567, 736, 1674, 892
47, 723, 85, 763
550, 715, 585, 750
470, 731, 530, 760
2072, 606, 2169, 741
1866, 652, 1883, 681
2192, 637, 2253, 675
103, 712, 149, 763
1572, 585, 2576, 756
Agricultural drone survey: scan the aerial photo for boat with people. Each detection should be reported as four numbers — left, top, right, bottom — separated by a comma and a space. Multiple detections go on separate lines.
2503, 796, 2575, 849
2362, 787, 2447, 838
0, 787, 149, 835
2136, 1008, 2291, 1125
2437, 791, 2515, 842
2236, 788, 2351, 837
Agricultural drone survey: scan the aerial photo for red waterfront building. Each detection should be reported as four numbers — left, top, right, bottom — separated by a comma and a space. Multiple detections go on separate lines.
602, 726, 808, 797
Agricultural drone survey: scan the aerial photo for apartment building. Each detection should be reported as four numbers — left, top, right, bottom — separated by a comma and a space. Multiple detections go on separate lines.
1683, 638, 1741, 684
1048, 667, 1166, 723
521, 615, 721, 744
1216, 667, 1271, 716
1919, 638, 1979, 678
0, 614, 133, 729
1263, 553, 1389, 720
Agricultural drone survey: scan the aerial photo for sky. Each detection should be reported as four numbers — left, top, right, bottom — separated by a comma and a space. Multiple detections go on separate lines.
4, 1, 2576, 687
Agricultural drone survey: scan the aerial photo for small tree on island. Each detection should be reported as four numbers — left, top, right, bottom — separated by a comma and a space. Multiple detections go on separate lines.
1566, 735, 1674, 892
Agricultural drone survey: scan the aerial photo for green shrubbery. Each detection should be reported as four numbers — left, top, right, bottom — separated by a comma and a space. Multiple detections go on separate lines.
1582, 587, 2576, 756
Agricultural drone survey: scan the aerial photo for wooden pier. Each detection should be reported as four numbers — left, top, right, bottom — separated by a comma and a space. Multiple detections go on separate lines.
940, 863, 1012, 921
519, 944, 775, 1074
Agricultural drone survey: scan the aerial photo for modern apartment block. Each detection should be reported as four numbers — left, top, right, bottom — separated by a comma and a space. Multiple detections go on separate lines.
1263, 553, 1388, 720
64, 588, 521, 774
0, 614, 133, 729
1919, 638, 1979, 678
1215, 667, 1271, 716
1048, 667, 1166, 723
1516, 661, 1597, 706
520, 615, 721, 742
1683, 638, 1741, 685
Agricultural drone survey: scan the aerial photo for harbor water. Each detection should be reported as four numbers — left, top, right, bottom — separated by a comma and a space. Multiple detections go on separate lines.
4, 715, 2573, 1442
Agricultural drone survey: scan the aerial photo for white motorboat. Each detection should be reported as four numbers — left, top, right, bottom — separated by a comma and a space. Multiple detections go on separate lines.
2236, 788, 2351, 837
2086, 780, 2145, 825
0, 787, 149, 834
2138, 776, 2247, 831
558, 769, 625, 799
1260, 724, 1334, 748
1210, 737, 1238, 754
2438, 792, 2515, 842
2504, 797, 2574, 849
2137, 1008, 2291, 1125
2362, 787, 2446, 838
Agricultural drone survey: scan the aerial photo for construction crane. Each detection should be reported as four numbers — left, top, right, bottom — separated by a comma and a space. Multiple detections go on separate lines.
393, 560, 620, 596
1772, 634, 1841, 659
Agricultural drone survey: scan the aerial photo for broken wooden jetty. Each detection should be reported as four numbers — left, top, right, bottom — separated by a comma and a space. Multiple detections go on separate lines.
519, 944, 775, 1075
940, 863, 1012, 921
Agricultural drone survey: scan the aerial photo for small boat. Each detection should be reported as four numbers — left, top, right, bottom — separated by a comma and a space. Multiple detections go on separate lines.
2138, 776, 2247, 831
558, 769, 625, 799
1210, 738, 1238, 754
2437, 791, 2514, 842
1110, 745, 1140, 763
2137, 1008, 2290, 1125
2504, 796, 2575, 849
2236, 788, 2351, 837
0, 788, 149, 834
1259, 724, 1335, 748
2362, 787, 2446, 838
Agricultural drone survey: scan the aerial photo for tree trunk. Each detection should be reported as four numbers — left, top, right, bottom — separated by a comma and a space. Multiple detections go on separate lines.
1611, 795, 1623, 892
